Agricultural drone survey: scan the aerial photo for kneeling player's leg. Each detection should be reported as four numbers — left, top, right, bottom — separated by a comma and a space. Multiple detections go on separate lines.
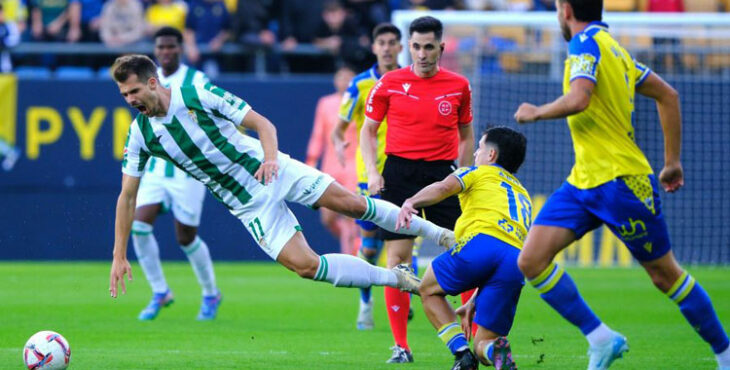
419, 265, 469, 356
641, 251, 730, 365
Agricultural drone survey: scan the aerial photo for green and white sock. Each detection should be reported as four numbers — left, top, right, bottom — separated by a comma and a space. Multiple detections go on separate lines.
181, 236, 217, 297
131, 220, 168, 294
360, 197, 443, 242
313, 254, 397, 288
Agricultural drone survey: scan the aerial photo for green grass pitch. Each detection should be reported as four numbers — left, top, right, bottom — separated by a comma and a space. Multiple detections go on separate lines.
1, 262, 727, 369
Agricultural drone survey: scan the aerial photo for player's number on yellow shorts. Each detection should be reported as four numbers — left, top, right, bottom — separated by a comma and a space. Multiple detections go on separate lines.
500, 182, 532, 230
248, 217, 265, 241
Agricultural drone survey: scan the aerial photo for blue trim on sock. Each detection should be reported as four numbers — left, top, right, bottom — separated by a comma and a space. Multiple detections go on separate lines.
539, 270, 601, 335
361, 236, 377, 249
447, 334, 468, 355
677, 281, 730, 353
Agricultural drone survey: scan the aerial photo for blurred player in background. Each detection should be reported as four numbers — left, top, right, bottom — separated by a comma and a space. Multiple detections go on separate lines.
131, 26, 222, 321
332, 22, 402, 331
0, 138, 19, 171
108, 55, 457, 312
306, 65, 358, 254
360, 16, 475, 363
398, 127, 529, 370
514, 1, 730, 368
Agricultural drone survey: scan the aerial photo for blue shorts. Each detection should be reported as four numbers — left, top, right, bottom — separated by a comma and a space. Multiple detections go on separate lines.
534, 175, 671, 262
432, 234, 524, 335
356, 182, 379, 231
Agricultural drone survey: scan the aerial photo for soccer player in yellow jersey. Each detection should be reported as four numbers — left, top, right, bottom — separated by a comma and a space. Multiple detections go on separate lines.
397, 127, 529, 370
514, 1, 730, 369
332, 23, 402, 330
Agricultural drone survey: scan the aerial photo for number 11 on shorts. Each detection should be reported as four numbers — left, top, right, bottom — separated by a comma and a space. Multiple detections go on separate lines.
248, 217, 265, 242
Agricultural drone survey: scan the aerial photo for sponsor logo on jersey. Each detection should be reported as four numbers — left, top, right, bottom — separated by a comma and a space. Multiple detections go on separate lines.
402, 83, 411, 94
438, 100, 452, 116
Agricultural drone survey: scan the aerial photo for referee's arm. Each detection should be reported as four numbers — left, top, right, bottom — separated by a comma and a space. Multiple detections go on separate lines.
458, 124, 475, 167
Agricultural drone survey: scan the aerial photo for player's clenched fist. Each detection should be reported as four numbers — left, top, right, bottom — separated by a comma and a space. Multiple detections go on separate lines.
514, 103, 540, 123
367, 171, 385, 196
659, 162, 684, 193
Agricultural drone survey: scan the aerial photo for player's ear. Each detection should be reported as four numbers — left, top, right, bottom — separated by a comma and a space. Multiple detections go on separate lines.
440, 43, 445, 53
489, 148, 498, 162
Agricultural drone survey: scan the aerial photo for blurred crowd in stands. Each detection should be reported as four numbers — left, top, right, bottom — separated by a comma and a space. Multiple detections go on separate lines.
1, 0, 729, 74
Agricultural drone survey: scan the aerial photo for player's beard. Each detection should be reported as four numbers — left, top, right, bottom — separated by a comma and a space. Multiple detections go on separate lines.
560, 20, 572, 42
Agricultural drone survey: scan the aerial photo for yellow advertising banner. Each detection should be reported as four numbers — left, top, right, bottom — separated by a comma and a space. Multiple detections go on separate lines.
0, 73, 17, 145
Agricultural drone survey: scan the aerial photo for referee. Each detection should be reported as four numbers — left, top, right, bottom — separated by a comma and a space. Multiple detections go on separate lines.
360, 16, 474, 364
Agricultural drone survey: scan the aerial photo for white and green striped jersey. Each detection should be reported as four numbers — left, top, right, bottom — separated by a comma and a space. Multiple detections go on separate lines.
146, 65, 210, 179
122, 83, 286, 209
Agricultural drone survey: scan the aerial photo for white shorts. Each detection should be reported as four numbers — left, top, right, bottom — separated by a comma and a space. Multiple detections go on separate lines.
232, 157, 335, 260
136, 173, 207, 226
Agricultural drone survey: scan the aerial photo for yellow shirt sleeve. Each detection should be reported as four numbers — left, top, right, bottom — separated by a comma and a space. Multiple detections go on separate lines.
452, 166, 478, 192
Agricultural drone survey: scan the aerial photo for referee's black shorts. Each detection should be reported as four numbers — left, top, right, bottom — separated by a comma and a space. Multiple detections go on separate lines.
379, 155, 461, 241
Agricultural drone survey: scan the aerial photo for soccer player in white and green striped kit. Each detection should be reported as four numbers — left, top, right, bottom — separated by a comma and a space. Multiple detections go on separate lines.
108, 54, 455, 303
132, 26, 220, 321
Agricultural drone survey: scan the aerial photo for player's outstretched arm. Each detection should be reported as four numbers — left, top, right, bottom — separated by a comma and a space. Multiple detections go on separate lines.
396, 175, 462, 230
360, 117, 383, 195
514, 78, 595, 123
636, 72, 684, 193
110, 174, 140, 298
242, 109, 279, 185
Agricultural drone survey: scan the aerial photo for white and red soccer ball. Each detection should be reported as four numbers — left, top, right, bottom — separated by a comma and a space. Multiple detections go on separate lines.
23, 331, 71, 369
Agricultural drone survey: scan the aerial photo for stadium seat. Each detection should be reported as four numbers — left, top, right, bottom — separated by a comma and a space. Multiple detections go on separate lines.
604, 0, 636, 11
684, 0, 719, 12
706, 33, 730, 70
487, 27, 526, 72
14, 66, 52, 79
507, 0, 532, 10
97, 67, 112, 79
55, 66, 95, 79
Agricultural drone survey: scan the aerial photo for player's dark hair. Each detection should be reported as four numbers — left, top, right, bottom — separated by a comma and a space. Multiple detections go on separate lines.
559, 0, 603, 22
323, 0, 343, 11
111, 54, 157, 83
409, 16, 443, 40
153, 26, 183, 44
372, 23, 401, 41
483, 126, 527, 174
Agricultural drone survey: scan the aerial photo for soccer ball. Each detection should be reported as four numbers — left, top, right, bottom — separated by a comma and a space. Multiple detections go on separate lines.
22, 331, 71, 369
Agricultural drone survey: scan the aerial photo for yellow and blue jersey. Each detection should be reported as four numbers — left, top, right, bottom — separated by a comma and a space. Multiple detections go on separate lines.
563, 21, 653, 189
338, 64, 388, 184
451, 165, 532, 250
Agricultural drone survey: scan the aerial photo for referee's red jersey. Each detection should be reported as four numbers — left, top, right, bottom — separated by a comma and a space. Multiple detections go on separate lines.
365, 65, 473, 162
